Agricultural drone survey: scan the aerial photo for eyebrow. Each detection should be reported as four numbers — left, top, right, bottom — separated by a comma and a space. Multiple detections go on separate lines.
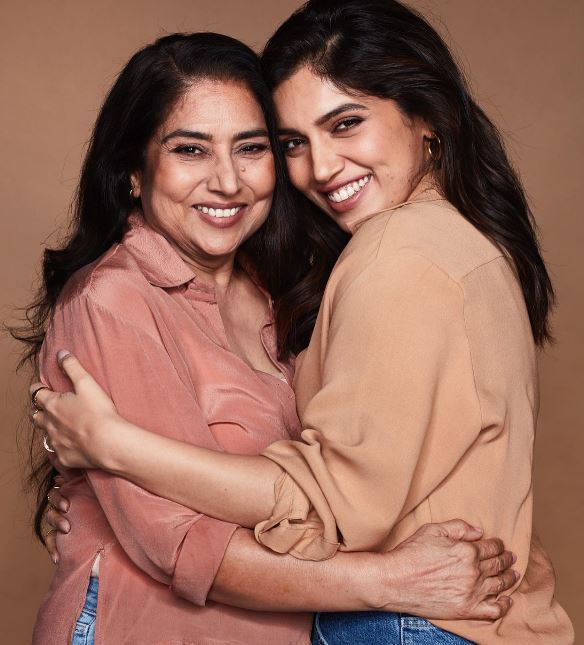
315, 103, 368, 126
277, 103, 368, 136
161, 128, 269, 144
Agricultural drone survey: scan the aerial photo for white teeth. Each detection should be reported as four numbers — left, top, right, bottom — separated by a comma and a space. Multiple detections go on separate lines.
327, 175, 371, 203
196, 205, 242, 218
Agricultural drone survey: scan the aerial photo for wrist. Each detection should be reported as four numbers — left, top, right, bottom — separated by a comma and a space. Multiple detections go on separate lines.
96, 414, 128, 473
365, 550, 409, 613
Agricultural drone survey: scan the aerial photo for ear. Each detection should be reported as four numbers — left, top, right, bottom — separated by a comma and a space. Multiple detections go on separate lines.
420, 120, 436, 142
130, 171, 142, 199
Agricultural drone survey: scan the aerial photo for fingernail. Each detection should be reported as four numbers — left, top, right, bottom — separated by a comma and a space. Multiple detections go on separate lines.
473, 526, 484, 534
52, 553, 59, 565
59, 501, 70, 513
511, 552, 517, 564
514, 570, 521, 581
57, 350, 71, 363
59, 521, 70, 534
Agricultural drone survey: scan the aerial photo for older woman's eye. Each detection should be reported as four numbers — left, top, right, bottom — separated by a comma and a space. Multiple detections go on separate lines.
333, 117, 363, 132
238, 143, 271, 156
173, 144, 205, 156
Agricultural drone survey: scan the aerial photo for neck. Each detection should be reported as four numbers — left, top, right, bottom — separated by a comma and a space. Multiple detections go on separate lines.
407, 173, 441, 202
172, 242, 239, 293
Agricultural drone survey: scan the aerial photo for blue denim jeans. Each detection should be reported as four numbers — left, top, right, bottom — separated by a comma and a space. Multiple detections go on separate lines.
71, 577, 98, 645
312, 612, 475, 645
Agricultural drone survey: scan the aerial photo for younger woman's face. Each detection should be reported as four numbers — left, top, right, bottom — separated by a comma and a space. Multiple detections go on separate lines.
273, 67, 433, 233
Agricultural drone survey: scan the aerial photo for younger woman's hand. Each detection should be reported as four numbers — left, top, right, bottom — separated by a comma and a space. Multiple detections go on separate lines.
377, 520, 519, 621
31, 351, 119, 469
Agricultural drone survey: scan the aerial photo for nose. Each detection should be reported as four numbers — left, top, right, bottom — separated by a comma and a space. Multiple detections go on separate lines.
207, 154, 240, 195
310, 139, 344, 185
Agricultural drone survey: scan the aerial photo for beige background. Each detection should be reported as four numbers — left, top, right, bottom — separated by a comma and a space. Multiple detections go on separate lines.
0, 1, 581, 642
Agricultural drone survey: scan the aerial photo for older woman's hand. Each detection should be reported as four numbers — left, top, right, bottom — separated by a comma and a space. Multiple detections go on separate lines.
43, 476, 70, 564
377, 520, 518, 621
31, 351, 119, 469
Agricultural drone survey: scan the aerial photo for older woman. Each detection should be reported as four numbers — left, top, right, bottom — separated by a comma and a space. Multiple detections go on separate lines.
20, 29, 517, 645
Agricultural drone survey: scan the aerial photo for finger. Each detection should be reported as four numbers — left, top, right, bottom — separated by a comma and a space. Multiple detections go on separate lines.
475, 537, 505, 561
474, 596, 513, 621
434, 519, 484, 542
29, 381, 49, 406
46, 508, 70, 534
481, 569, 520, 596
29, 387, 57, 413
30, 407, 42, 425
48, 451, 68, 472
479, 550, 516, 577
44, 530, 60, 565
56, 351, 89, 389
47, 488, 70, 513
31, 410, 59, 443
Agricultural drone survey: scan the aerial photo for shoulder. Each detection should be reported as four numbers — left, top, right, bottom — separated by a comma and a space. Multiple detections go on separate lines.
377, 199, 504, 283
55, 242, 159, 330
330, 198, 521, 317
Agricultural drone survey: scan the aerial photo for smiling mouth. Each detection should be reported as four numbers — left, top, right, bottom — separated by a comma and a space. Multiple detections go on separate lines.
195, 205, 243, 218
326, 174, 372, 203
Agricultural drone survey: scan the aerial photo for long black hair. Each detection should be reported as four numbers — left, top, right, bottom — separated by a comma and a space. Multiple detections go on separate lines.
263, 0, 554, 353
12, 32, 311, 543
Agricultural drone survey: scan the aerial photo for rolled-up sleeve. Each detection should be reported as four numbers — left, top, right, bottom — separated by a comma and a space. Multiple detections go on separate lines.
256, 252, 483, 559
40, 295, 238, 605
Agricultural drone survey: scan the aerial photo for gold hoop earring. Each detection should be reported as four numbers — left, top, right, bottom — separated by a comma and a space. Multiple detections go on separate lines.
426, 135, 442, 162
130, 187, 135, 198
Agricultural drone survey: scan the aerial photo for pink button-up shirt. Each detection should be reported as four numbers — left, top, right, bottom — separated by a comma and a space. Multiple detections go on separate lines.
33, 215, 311, 644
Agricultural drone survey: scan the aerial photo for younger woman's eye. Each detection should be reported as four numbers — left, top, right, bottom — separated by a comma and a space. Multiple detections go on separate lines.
333, 117, 363, 132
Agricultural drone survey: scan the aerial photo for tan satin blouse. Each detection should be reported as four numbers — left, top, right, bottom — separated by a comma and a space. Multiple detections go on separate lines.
256, 195, 574, 644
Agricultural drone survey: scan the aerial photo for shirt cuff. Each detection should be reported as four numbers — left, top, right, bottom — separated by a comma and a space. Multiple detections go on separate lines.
171, 516, 239, 606
254, 471, 340, 561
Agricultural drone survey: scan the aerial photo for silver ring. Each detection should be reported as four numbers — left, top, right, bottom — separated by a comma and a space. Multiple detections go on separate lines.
43, 435, 56, 453
31, 385, 49, 410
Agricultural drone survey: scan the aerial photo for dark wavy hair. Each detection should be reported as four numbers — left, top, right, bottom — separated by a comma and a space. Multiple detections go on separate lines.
263, 0, 554, 354
12, 32, 312, 543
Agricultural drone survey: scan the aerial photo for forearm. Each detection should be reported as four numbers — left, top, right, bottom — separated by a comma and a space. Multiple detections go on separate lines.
209, 528, 385, 612
101, 417, 282, 527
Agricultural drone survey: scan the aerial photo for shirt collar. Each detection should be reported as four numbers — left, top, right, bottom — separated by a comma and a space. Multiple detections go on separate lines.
122, 214, 273, 318
122, 213, 197, 288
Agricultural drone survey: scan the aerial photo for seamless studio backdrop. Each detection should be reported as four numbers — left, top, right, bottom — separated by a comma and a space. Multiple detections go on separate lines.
0, 1, 582, 642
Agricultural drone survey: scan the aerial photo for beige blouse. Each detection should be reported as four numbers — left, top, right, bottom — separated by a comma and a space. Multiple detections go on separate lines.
256, 196, 574, 644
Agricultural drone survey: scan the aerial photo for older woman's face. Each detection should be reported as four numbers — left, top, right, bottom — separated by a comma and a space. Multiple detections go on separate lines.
132, 79, 275, 268
274, 67, 433, 233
